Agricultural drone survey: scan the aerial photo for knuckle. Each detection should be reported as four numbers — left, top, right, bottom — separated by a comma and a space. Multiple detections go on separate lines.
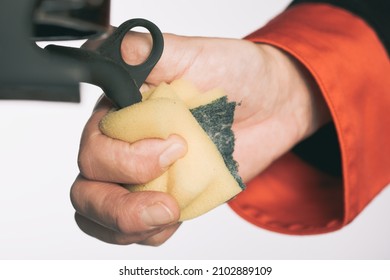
123, 162, 152, 185
110, 194, 143, 234
77, 149, 96, 180
114, 214, 133, 235
69, 179, 81, 210
117, 145, 160, 184
121, 32, 152, 65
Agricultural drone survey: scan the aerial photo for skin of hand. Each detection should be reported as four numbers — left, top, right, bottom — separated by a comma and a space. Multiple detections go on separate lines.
71, 32, 331, 246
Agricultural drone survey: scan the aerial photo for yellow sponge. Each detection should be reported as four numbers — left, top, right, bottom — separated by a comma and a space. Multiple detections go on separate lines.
99, 80, 244, 220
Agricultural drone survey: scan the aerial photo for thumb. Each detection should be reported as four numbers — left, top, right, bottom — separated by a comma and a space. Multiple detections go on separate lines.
79, 99, 188, 184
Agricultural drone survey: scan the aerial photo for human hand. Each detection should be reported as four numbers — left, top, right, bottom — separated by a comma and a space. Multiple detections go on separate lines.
71, 32, 330, 245
119, 33, 331, 180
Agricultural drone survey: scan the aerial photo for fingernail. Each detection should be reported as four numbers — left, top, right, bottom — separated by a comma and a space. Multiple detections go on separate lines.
159, 143, 186, 168
141, 202, 175, 227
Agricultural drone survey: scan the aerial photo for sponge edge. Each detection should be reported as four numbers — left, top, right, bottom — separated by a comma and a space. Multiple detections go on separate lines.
99, 80, 243, 221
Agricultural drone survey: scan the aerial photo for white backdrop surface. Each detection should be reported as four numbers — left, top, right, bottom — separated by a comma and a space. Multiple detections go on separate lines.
0, 0, 389, 260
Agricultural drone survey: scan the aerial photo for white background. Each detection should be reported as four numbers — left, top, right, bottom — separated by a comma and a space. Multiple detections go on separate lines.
0, 0, 389, 260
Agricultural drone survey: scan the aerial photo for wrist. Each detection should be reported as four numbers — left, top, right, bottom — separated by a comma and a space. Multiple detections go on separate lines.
261, 44, 331, 145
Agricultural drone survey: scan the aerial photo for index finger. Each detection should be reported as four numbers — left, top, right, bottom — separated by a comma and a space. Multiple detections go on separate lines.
70, 175, 180, 234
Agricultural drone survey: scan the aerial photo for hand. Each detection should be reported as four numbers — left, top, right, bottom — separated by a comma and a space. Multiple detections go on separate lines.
71, 32, 330, 245
120, 33, 331, 180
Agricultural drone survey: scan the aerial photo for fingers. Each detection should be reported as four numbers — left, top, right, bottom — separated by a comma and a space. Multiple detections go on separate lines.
75, 214, 181, 246
74, 95, 185, 246
71, 175, 181, 245
78, 96, 187, 184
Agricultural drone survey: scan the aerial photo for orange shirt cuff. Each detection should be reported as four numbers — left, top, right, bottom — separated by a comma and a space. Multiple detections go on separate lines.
229, 3, 390, 234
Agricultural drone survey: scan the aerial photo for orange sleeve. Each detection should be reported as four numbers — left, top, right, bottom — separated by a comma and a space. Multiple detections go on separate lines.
228, 3, 390, 235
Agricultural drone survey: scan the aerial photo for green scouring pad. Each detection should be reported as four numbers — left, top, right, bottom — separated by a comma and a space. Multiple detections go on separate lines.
190, 96, 245, 190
